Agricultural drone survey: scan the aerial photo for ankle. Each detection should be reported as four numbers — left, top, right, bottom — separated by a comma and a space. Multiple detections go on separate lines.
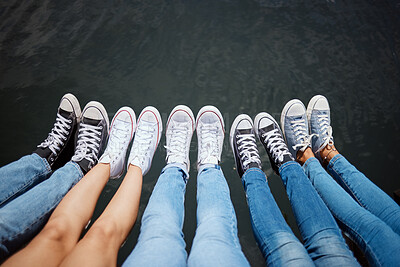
296, 147, 315, 165
320, 144, 339, 165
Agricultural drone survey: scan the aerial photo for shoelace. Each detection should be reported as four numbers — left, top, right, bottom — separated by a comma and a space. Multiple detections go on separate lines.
106, 123, 131, 163
131, 122, 155, 164
198, 123, 220, 163
263, 129, 292, 163
236, 134, 261, 168
37, 113, 72, 155
72, 123, 103, 165
165, 123, 189, 163
316, 114, 334, 153
290, 119, 315, 152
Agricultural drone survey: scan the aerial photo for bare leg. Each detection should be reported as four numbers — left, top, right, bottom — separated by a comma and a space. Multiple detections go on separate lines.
3, 163, 110, 267
60, 165, 143, 267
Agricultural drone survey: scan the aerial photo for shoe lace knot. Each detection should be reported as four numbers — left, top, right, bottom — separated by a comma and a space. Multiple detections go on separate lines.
236, 133, 261, 169
72, 123, 103, 165
263, 129, 292, 163
316, 115, 334, 153
290, 119, 315, 152
37, 113, 72, 155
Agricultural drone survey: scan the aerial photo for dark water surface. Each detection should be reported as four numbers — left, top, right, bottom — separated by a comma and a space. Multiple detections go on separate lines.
1, 0, 400, 265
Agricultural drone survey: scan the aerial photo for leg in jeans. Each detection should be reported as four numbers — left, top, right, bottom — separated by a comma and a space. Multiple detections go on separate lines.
0, 154, 52, 206
123, 165, 188, 267
279, 161, 359, 267
241, 167, 313, 267
303, 157, 400, 267
188, 165, 249, 267
328, 154, 400, 235
0, 161, 83, 260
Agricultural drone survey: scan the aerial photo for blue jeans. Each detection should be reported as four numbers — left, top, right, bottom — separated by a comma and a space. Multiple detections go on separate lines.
303, 155, 400, 267
123, 164, 249, 267
0, 154, 83, 260
242, 164, 358, 267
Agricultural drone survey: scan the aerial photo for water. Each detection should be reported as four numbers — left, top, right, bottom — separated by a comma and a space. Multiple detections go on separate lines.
1, 0, 400, 265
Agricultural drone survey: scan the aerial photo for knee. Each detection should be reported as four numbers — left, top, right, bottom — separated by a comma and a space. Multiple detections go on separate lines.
85, 218, 119, 245
41, 217, 70, 241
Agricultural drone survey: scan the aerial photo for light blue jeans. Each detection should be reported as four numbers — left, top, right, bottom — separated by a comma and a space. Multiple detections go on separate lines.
242, 163, 359, 267
123, 164, 249, 267
0, 154, 83, 260
303, 155, 400, 267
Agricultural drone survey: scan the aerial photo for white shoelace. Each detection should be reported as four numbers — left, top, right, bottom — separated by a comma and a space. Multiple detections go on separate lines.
165, 123, 189, 163
198, 123, 220, 163
316, 114, 334, 153
37, 113, 72, 154
290, 119, 315, 152
106, 123, 130, 163
131, 122, 155, 165
263, 129, 292, 163
236, 134, 261, 168
72, 123, 103, 165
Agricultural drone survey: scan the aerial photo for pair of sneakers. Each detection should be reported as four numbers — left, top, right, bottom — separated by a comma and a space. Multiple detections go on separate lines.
281, 95, 334, 162
164, 105, 224, 173
35, 93, 109, 173
230, 95, 333, 176
98, 106, 162, 178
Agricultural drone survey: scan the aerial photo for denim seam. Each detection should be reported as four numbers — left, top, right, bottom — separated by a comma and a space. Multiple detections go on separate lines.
4, 163, 81, 243
279, 161, 299, 173
1, 159, 52, 206
2, 192, 63, 243
334, 215, 381, 266
329, 160, 363, 207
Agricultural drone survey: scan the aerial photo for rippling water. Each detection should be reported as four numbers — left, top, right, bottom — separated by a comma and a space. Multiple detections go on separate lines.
1, 0, 399, 265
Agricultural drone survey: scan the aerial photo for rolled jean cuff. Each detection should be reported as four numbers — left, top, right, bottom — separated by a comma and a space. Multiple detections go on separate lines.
32, 153, 52, 174
68, 161, 84, 179
327, 154, 344, 170
198, 163, 220, 174
163, 163, 189, 181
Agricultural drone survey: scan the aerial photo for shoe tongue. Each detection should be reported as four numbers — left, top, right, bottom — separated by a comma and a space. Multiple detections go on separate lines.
238, 128, 252, 134
82, 117, 101, 126
59, 108, 73, 119
261, 124, 275, 133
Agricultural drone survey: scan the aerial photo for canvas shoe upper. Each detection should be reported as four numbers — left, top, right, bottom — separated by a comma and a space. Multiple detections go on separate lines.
128, 106, 162, 176
306, 95, 334, 161
165, 105, 195, 173
72, 101, 109, 174
99, 107, 136, 179
230, 114, 261, 177
35, 93, 81, 170
280, 99, 314, 159
196, 106, 224, 169
255, 112, 294, 174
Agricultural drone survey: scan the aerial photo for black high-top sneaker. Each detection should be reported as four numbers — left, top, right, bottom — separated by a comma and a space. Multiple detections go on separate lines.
71, 101, 109, 174
254, 112, 294, 175
230, 114, 262, 177
34, 93, 81, 170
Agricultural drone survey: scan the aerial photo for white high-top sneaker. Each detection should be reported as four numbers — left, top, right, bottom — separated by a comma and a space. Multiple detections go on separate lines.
128, 106, 162, 175
196, 105, 225, 170
165, 105, 195, 173
99, 107, 136, 179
